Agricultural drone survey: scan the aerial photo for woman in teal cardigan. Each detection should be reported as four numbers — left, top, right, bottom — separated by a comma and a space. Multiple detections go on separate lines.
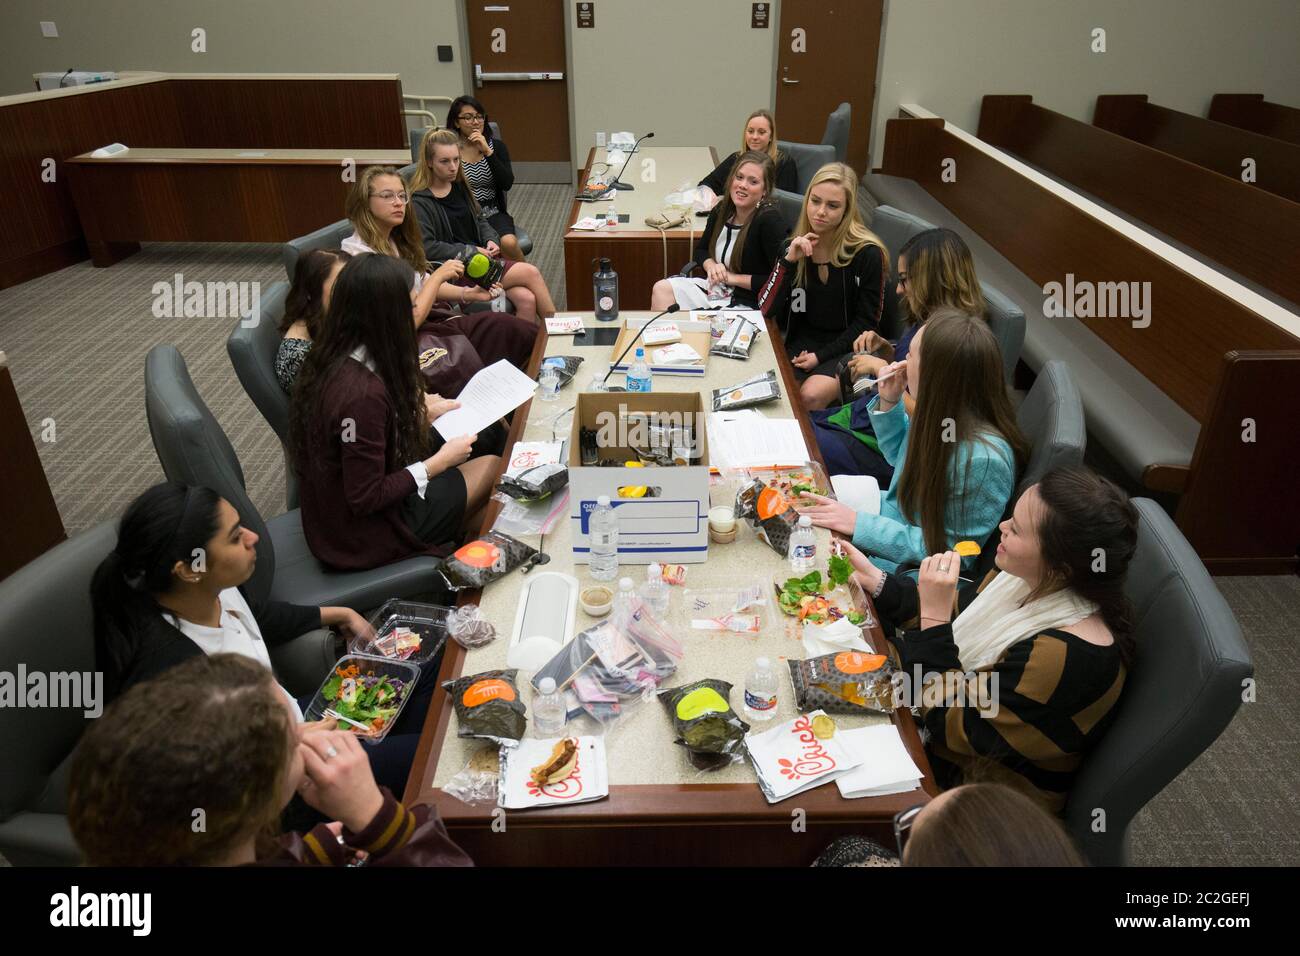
799, 308, 1028, 573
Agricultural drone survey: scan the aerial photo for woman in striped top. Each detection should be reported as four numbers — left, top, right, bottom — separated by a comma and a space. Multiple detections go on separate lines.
842, 465, 1139, 814
448, 96, 526, 261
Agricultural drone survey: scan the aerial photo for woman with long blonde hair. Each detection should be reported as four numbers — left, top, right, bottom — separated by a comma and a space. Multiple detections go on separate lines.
699, 109, 798, 200
409, 128, 557, 320
757, 162, 889, 410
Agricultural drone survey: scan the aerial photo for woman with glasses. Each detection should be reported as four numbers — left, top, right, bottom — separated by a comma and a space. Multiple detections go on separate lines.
810, 227, 989, 480
837, 464, 1139, 817
698, 109, 798, 203
798, 309, 1028, 574
446, 95, 525, 261
341, 166, 536, 372
814, 783, 1085, 866
409, 129, 558, 321
756, 162, 889, 411
650, 150, 788, 311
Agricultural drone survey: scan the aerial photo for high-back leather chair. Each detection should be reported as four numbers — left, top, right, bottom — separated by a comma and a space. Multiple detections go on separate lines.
282, 219, 354, 282
144, 345, 442, 611
869, 204, 934, 264
227, 281, 298, 509
1065, 499, 1252, 865
821, 102, 851, 163
775, 140, 837, 195
773, 189, 803, 232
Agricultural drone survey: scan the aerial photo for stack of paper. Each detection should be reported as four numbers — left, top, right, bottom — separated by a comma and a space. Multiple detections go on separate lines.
505, 441, 564, 477
571, 216, 606, 230
707, 412, 810, 471
433, 360, 536, 440
652, 343, 702, 365
499, 736, 609, 810
545, 314, 586, 335
746, 710, 862, 803
833, 725, 924, 799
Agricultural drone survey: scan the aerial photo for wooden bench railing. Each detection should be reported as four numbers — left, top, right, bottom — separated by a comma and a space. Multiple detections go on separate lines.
879, 112, 1300, 573
976, 95, 1300, 308
1208, 94, 1300, 146
1092, 94, 1300, 206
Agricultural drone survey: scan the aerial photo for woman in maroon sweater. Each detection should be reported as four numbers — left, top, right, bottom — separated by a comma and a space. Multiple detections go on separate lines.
291, 253, 500, 571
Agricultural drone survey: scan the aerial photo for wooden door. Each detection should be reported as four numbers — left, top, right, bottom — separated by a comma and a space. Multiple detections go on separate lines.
463, 0, 571, 182
774, 0, 884, 173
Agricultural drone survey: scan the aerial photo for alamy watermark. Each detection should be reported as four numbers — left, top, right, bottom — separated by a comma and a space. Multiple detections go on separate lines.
151, 273, 260, 327
0, 665, 102, 718
1042, 273, 1151, 328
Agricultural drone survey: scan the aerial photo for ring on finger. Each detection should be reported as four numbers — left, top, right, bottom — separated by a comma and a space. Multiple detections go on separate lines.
324, 745, 339, 760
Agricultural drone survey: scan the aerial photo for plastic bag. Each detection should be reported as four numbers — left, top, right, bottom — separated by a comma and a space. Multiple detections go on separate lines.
712, 370, 781, 411
538, 354, 584, 387
437, 530, 542, 590
788, 651, 897, 716
735, 478, 800, 558
497, 462, 569, 502
658, 678, 751, 770
528, 597, 683, 729
446, 603, 497, 650
441, 668, 528, 746
442, 745, 500, 805
710, 315, 762, 359
663, 181, 714, 214
491, 489, 570, 537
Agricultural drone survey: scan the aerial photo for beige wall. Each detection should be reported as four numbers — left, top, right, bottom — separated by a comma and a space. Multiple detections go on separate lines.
0, 0, 469, 101
871, 0, 1300, 168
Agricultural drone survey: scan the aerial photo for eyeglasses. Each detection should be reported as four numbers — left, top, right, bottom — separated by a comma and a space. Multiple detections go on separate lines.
893, 803, 925, 857
370, 191, 409, 204
457, 113, 485, 123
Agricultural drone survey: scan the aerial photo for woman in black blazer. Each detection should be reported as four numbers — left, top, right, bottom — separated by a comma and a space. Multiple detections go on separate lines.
652, 150, 788, 310
447, 96, 526, 260
699, 109, 798, 200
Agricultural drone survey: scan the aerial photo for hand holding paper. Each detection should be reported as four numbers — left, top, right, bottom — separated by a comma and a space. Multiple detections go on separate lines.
433, 360, 537, 440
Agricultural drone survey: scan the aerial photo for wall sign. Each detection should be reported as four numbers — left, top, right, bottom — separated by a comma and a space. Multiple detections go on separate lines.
752, 2, 769, 28
577, 2, 595, 28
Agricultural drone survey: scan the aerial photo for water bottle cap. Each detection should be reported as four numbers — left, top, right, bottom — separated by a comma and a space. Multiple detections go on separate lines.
597, 495, 610, 507
798, 515, 812, 527
635, 347, 645, 358
538, 677, 557, 694
756, 656, 771, 669
619, 577, 634, 591
648, 563, 661, 576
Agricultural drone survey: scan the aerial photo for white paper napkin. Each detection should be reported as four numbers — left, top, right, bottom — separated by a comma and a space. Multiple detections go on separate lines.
800, 616, 872, 657
499, 736, 609, 810
833, 725, 925, 799
745, 710, 862, 803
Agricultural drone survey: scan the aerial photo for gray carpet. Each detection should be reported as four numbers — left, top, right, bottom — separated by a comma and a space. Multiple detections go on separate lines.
1, 182, 1295, 866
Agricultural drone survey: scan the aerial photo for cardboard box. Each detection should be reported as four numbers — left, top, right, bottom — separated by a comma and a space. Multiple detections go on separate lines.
608, 317, 711, 378
569, 392, 710, 565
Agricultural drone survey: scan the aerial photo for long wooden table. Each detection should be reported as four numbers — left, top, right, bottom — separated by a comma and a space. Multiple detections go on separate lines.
65, 148, 411, 266
563, 146, 719, 311
405, 313, 937, 866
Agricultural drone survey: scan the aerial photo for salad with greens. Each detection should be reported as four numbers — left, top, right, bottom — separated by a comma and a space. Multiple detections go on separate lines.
319, 663, 410, 737
774, 554, 868, 626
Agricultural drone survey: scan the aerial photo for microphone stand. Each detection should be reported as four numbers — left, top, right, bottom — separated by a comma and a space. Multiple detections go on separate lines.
608, 132, 655, 191
601, 303, 681, 387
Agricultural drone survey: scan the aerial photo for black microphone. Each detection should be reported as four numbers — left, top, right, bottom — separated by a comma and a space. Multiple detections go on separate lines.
602, 303, 680, 385
609, 132, 654, 192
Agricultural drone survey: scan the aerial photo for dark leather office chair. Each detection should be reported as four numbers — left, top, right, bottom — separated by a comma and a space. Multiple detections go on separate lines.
227, 281, 298, 509
144, 345, 443, 611
821, 102, 851, 164
773, 189, 803, 232
1065, 499, 1252, 865
282, 219, 354, 282
775, 140, 837, 195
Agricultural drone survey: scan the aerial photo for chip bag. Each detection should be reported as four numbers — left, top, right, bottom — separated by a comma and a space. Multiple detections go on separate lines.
788, 651, 897, 716
497, 462, 569, 502
438, 530, 541, 590
735, 478, 800, 558
441, 668, 528, 746
658, 678, 751, 771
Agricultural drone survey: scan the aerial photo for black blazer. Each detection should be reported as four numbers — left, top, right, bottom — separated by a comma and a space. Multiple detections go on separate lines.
691, 203, 789, 309
699, 149, 799, 197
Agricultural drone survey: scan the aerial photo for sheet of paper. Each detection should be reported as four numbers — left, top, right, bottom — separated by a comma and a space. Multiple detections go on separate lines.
571, 216, 606, 230
433, 359, 536, 440
707, 414, 810, 470
831, 474, 882, 516
505, 440, 564, 477
545, 314, 586, 334
833, 725, 925, 799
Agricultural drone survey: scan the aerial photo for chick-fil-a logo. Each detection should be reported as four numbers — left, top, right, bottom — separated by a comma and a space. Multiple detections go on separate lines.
526, 745, 585, 800
777, 715, 837, 781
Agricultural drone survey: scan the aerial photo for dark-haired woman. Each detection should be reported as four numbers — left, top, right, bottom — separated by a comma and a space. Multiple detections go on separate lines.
291, 253, 500, 572
840, 465, 1139, 814
69, 654, 473, 867
650, 150, 787, 311
447, 95, 525, 261
277, 248, 350, 393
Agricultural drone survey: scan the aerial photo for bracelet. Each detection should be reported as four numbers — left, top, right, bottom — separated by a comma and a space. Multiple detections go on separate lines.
871, 572, 887, 600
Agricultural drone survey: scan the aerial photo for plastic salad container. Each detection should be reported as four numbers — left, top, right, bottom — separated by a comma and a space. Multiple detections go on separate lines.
352, 599, 452, 664
304, 654, 420, 743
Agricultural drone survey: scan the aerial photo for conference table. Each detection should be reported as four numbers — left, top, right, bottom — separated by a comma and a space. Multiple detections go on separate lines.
405, 313, 937, 866
66, 147, 411, 266
563, 146, 720, 311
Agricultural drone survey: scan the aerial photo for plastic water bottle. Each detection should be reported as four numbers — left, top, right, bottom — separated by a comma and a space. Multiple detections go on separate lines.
533, 677, 566, 737
743, 657, 779, 722
625, 347, 653, 393
613, 577, 637, 629
788, 515, 816, 572
605, 201, 618, 227
640, 563, 669, 619
593, 257, 619, 322
589, 495, 619, 581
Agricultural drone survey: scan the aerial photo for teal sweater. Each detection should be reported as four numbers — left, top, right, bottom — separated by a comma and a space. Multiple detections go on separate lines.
851, 397, 1016, 573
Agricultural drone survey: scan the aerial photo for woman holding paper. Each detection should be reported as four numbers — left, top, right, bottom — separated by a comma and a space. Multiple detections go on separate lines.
343, 167, 537, 372
291, 254, 500, 571
796, 309, 1027, 573
650, 151, 788, 311
836, 465, 1138, 815
757, 163, 888, 411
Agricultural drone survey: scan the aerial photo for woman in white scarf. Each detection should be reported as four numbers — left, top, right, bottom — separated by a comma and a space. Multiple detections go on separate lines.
841, 465, 1139, 812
